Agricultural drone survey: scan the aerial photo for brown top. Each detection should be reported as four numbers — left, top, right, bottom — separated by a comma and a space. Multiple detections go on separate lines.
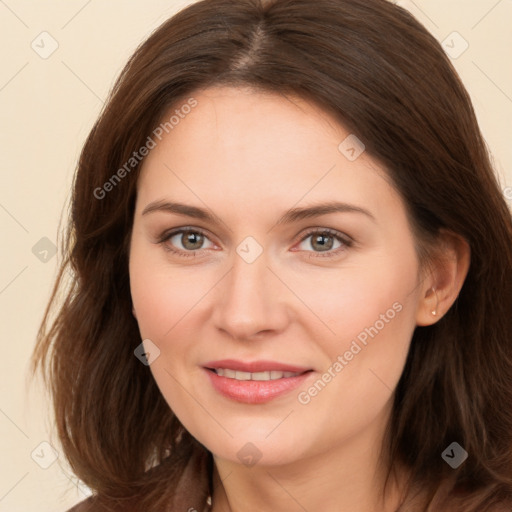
65, 448, 211, 512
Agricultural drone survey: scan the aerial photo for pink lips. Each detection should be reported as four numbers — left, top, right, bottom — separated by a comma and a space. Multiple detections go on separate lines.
203, 359, 313, 404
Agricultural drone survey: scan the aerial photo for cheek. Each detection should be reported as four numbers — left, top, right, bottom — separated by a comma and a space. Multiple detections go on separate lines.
129, 248, 203, 421
290, 267, 418, 454
129, 244, 210, 341
298, 249, 419, 397
296, 254, 418, 347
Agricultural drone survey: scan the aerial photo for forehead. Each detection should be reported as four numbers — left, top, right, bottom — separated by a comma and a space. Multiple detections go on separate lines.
136, 86, 400, 221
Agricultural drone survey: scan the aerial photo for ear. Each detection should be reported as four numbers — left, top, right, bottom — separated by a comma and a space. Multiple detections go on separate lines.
415, 229, 471, 326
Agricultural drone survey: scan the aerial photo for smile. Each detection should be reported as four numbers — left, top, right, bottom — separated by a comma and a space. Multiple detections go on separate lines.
202, 360, 314, 404
210, 369, 303, 380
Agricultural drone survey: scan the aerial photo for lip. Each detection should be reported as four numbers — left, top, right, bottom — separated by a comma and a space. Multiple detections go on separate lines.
203, 359, 312, 373
202, 359, 313, 404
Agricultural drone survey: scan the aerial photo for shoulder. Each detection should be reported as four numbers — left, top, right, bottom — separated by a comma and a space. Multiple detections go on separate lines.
65, 495, 114, 512
64, 445, 211, 512
65, 495, 133, 512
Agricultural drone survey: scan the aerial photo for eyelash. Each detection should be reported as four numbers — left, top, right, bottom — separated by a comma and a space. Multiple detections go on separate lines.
156, 226, 354, 259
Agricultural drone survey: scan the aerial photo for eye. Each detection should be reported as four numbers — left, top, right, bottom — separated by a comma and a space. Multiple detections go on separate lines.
157, 226, 353, 259
294, 228, 353, 258
157, 227, 215, 257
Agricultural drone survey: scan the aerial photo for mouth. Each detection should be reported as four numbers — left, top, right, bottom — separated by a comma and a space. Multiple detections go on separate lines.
207, 368, 305, 380
202, 359, 314, 404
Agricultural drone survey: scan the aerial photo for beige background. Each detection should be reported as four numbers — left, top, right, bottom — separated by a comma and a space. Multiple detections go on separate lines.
0, 1, 510, 510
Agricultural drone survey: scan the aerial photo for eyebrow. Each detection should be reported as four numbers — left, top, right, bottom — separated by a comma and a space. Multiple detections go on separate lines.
141, 200, 376, 225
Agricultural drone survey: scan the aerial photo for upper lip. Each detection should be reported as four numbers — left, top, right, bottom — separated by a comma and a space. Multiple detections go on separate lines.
203, 359, 312, 373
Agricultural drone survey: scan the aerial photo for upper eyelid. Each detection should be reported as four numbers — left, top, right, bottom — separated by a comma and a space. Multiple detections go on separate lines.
159, 226, 214, 243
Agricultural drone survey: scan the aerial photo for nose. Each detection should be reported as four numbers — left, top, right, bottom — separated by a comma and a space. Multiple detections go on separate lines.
211, 248, 290, 341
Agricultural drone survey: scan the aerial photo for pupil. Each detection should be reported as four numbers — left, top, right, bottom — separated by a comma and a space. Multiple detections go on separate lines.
313, 234, 332, 251
184, 232, 203, 249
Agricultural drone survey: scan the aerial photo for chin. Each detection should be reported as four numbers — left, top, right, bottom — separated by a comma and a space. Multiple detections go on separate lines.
194, 425, 311, 469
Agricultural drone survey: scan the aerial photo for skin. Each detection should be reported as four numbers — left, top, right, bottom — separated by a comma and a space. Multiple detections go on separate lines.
129, 85, 470, 512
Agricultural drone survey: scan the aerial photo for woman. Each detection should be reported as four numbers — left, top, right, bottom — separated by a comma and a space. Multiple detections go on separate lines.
32, 0, 512, 510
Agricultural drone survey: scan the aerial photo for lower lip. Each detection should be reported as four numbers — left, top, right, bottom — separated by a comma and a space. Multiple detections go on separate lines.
204, 368, 312, 404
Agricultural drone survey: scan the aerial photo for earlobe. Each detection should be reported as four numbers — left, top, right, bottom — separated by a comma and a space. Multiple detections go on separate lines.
415, 229, 471, 327
416, 286, 439, 326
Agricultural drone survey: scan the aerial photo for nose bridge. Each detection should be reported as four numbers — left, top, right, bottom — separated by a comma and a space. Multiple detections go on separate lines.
212, 245, 287, 339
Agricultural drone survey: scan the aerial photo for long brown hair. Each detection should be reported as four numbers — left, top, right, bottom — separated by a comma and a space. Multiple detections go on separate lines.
32, 0, 512, 510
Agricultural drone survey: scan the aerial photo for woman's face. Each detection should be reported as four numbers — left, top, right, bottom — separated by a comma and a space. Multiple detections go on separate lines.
129, 85, 427, 467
